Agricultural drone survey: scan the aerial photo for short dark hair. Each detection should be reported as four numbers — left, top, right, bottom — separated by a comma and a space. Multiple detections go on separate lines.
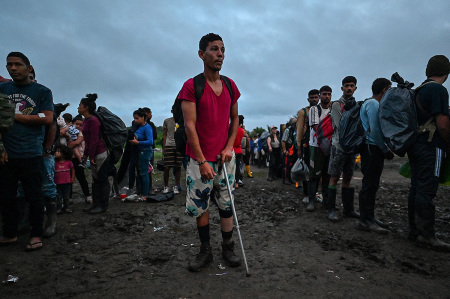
319, 85, 332, 94
342, 76, 357, 86
7, 52, 30, 65
62, 113, 73, 123
238, 115, 244, 125
80, 93, 98, 114
73, 115, 84, 123
308, 89, 319, 97
371, 78, 391, 95
133, 108, 146, 118
56, 145, 73, 161
199, 33, 223, 51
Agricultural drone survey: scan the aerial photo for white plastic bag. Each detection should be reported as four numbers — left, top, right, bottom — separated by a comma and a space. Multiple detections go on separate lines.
291, 158, 310, 182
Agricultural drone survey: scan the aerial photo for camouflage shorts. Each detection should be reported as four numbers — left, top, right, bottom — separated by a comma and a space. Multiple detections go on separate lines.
185, 154, 236, 218
328, 145, 356, 178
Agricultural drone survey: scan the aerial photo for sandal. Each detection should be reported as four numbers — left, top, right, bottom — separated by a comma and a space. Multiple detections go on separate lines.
135, 196, 146, 203
25, 241, 43, 252
0, 236, 17, 245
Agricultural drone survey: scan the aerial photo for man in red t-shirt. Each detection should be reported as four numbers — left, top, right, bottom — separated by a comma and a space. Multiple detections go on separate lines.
178, 33, 241, 272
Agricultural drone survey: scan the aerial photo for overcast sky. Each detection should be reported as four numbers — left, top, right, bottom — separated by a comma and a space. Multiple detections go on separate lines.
2, 0, 449, 131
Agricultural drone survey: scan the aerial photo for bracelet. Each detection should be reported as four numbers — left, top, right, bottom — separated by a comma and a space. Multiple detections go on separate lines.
197, 160, 207, 165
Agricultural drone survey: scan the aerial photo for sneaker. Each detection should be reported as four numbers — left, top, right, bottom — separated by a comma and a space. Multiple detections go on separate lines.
173, 186, 180, 194
221, 241, 241, 267
84, 195, 93, 204
189, 244, 213, 272
302, 197, 309, 204
162, 186, 170, 194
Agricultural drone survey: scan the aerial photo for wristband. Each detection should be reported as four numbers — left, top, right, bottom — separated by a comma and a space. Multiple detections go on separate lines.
197, 160, 207, 165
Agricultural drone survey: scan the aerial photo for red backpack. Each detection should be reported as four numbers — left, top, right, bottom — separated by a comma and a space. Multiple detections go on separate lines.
314, 102, 343, 156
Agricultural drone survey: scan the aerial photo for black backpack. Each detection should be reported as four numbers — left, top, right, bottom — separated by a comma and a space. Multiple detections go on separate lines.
94, 106, 128, 164
378, 73, 435, 157
172, 73, 234, 156
338, 98, 367, 154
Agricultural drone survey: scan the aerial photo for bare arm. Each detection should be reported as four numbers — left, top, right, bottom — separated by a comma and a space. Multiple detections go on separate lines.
220, 102, 239, 165
436, 114, 450, 146
163, 128, 168, 153
68, 134, 84, 148
15, 110, 53, 126
296, 109, 305, 156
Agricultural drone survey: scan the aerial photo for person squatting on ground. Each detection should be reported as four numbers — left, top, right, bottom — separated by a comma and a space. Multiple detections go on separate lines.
358, 78, 393, 234
129, 108, 154, 202
0, 52, 54, 251
233, 115, 245, 188
407, 55, 450, 251
162, 111, 182, 194
296, 89, 320, 202
77, 93, 111, 214
179, 33, 242, 272
267, 125, 281, 181
281, 117, 297, 185
54, 145, 75, 214
307, 86, 332, 212
327, 76, 360, 221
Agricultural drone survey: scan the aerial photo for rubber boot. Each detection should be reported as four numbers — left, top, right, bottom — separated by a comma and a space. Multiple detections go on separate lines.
306, 179, 317, 212
43, 202, 57, 237
358, 194, 388, 234
189, 244, 213, 272
222, 241, 241, 267
90, 180, 109, 214
342, 187, 360, 219
327, 188, 339, 222
246, 165, 253, 178
415, 203, 450, 252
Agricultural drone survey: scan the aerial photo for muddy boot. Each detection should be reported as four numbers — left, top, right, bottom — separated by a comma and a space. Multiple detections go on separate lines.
358, 194, 388, 234
327, 188, 339, 222
306, 179, 317, 212
222, 241, 242, 267
416, 235, 450, 252
189, 244, 213, 272
43, 202, 57, 237
342, 187, 360, 219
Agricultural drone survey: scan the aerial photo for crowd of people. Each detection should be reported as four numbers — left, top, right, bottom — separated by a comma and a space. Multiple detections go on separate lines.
0, 35, 449, 275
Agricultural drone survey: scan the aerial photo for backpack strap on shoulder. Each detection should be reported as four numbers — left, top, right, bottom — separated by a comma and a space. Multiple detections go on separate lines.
193, 73, 205, 103
220, 75, 234, 101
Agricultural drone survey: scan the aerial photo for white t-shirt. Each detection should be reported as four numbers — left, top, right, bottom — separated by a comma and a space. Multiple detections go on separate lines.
309, 105, 331, 147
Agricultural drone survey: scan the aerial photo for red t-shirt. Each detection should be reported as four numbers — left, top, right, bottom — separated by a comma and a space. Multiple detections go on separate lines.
233, 127, 245, 155
54, 160, 74, 185
178, 76, 240, 162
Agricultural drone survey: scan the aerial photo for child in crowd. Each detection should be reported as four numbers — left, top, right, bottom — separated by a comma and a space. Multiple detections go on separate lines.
54, 145, 75, 214
59, 113, 84, 166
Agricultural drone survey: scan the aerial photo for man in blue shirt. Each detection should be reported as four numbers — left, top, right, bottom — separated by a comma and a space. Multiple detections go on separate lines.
359, 78, 393, 234
0, 52, 54, 251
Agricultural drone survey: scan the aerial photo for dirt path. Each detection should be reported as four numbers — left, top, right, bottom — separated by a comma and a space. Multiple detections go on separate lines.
1, 157, 449, 298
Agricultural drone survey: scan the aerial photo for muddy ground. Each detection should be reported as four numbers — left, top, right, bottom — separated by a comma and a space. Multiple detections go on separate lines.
1, 156, 450, 298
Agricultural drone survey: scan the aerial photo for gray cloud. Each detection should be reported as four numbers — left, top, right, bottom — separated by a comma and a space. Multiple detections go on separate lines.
2, 0, 449, 130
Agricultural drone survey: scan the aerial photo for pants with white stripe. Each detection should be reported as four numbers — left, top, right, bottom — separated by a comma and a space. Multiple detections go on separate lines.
407, 138, 445, 239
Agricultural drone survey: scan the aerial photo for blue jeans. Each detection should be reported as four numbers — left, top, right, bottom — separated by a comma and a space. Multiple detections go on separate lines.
138, 149, 153, 196
42, 155, 57, 199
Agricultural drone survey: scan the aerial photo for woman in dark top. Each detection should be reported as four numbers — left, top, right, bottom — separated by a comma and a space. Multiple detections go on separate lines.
129, 109, 153, 201
77, 93, 110, 214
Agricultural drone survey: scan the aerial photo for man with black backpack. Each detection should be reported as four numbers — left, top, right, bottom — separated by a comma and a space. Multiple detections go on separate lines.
296, 89, 320, 202
178, 33, 242, 271
306, 86, 332, 212
358, 78, 393, 234
327, 76, 360, 221
407, 55, 450, 251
